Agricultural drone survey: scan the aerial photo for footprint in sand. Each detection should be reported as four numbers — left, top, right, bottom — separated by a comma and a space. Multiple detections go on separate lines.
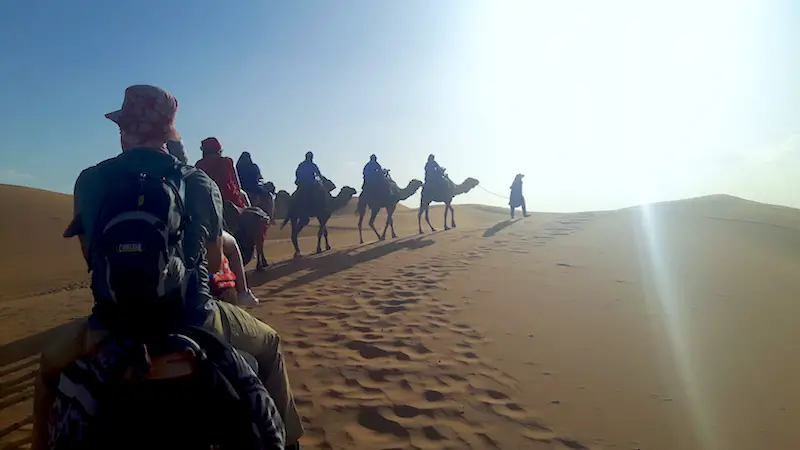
454, 351, 480, 364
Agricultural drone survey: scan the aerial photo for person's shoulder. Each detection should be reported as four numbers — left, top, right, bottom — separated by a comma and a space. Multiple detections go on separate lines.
182, 165, 222, 214
183, 163, 215, 189
74, 156, 120, 192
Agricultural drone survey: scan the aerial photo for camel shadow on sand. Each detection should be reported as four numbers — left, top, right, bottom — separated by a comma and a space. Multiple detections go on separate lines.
0, 321, 81, 368
247, 236, 436, 296
482, 219, 521, 238
0, 236, 436, 446
0, 320, 82, 446
0, 237, 436, 368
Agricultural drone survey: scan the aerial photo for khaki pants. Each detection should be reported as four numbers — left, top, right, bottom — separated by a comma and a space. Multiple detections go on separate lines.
32, 301, 303, 449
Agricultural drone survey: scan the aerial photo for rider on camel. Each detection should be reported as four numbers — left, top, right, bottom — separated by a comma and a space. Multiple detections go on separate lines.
294, 151, 324, 211
167, 140, 260, 306
236, 152, 266, 202
424, 154, 445, 189
195, 137, 249, 208
295, 151, 322, 186
362, 154, 384, 189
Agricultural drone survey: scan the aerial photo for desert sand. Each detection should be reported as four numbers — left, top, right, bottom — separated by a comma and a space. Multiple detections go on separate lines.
1, 183, 798, 449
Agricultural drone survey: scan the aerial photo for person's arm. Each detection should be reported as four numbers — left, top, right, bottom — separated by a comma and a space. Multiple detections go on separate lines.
200, 174, 225, 274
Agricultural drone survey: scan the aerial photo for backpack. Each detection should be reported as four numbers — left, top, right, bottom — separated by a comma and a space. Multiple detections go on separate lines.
90, 163, 196, 329
47, 326, 286, 450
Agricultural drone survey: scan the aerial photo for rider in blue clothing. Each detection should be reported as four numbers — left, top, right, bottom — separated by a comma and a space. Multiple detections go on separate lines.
362, 154, 383, 187
295, 151, 321, 186
424, 154, 444, 184
236, 152, 264, 194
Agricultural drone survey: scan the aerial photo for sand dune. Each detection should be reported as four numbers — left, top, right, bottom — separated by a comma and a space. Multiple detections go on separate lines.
0, 185, 798, 449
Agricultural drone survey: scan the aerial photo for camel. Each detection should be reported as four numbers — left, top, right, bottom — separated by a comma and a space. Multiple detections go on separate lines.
279, 177, 357, 257
356, 169, 423, 243
418, 172, 479, 233
223, 201, 271, 270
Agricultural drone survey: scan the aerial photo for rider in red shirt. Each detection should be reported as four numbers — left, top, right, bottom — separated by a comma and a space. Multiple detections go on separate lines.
195, 137, 248, 208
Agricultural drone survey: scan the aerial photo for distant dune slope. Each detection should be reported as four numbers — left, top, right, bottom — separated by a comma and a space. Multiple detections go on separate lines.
0, 185, 86, 301
2, 184, 797, 303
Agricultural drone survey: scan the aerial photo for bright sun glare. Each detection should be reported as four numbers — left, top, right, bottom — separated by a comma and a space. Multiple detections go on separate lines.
464, 2, 768, 447
459, 0, 766, 210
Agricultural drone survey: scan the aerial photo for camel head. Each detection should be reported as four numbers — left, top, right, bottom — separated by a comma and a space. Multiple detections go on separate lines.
456, 177, 480, 195
330, 186, 358, 212
338, 186, 358, 199
398, 179, 424, 201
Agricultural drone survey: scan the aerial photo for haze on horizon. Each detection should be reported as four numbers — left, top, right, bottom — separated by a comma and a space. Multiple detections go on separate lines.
0, 0, 797, 213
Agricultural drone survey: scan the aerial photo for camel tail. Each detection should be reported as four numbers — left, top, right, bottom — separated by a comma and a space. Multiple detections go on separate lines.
280, 216, 290, 230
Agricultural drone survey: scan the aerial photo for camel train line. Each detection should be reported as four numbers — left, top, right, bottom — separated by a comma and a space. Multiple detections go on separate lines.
43, 85, 511, 450
222, 152, 482, 263
186, 140, 535, 269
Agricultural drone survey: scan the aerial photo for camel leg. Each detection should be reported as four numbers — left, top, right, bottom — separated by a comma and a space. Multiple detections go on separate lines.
256, 227, 267, 270
449, 203, 456, 228
417, 205, 425, 234
425, 205, 436, 232
293, 216, 311, 258
318, 216, 332, 252
290, 219, 302, 258
316, 224, 324, 254
357, 210, 365, 244
444, 203, 450, 230
369, 208, 382, 240
383, 204, 398, 239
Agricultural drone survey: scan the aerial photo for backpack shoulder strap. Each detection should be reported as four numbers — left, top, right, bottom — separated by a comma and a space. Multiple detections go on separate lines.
161, 163, 197, 214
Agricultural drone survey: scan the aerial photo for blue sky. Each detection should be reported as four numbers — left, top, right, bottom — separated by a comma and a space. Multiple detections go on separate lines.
0, 0, 798, 212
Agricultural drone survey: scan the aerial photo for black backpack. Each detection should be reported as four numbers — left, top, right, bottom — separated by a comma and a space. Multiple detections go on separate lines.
47, 326, 286, 450
90, 163, 195, 329
50, 163, 286, 449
